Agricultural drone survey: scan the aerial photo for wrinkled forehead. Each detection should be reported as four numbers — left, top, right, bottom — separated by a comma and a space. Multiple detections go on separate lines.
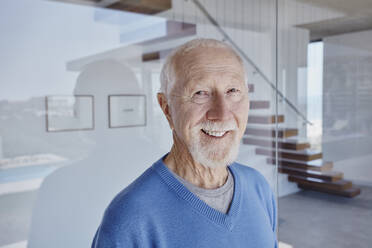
173, 47, 245, 87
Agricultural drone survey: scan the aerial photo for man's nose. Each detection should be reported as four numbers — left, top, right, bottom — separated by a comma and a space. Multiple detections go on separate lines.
206, 94, 233, 121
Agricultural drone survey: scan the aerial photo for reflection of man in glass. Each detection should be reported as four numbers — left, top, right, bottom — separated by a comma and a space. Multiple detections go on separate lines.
92, 39, 278, 247
28, 60, 164, 248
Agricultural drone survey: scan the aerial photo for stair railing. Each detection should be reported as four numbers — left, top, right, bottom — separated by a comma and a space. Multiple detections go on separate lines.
191, 0, 313, 126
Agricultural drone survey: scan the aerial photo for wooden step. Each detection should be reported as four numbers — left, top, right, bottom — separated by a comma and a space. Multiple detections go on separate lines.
256, 148, 322, 161
298, 184, 361, 198
143, 51, 162, 62
243, 137, 310, 150
248, 115, 284, 124
288, 175, 353, 190
142, 48, 175, 62
245, 127, 298, 138
107, 0, 172, 15
249, 101, 270, 109
278, 166, 343, 182
267, 158, 333, 171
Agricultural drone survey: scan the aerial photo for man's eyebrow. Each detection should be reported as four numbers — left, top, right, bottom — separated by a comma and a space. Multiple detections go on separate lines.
185, 82, 210, 94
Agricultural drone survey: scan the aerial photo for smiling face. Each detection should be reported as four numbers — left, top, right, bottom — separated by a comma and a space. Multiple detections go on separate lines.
160, 46, 249, 168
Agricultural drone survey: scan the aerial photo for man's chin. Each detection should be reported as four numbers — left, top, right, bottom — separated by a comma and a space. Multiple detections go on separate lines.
188, 129, 241, 168
190, 145, 239, 169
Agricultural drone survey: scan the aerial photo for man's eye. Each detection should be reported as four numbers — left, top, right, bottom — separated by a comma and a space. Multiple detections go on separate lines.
194, 91, 209, 97
191, 90, 210, 104
227, 88, 240, 94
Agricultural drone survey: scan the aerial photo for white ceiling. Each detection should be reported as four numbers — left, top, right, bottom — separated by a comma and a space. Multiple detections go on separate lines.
298, 0, 372, 16
296, 0, 372, 39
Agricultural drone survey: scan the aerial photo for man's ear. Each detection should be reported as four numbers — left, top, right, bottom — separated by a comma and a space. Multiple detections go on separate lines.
157, 93, 175, 130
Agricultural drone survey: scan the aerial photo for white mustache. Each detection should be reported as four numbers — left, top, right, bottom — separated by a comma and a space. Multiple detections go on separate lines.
198, 120, 237, 132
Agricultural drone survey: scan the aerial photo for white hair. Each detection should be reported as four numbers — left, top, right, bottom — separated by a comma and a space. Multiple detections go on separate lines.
159, 38, 246, 98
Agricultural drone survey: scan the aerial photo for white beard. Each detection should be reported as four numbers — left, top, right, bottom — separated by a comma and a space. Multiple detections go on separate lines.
188, 120, 241, 169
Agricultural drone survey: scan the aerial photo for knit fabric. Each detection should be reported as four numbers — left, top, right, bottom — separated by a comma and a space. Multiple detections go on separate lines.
92, 156, 278, 248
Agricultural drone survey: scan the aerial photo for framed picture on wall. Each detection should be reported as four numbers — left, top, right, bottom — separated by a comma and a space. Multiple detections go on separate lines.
108, 94, 146, 128
45, 95, 94, 132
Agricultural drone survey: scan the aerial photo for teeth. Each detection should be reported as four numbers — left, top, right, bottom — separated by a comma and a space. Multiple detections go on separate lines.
203, 129, 227, 137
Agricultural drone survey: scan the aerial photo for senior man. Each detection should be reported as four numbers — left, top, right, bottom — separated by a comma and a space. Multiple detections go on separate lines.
92, 38, 278, 247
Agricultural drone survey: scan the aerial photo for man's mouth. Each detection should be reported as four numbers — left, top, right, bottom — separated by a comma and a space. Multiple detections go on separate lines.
201, 129, 229, 138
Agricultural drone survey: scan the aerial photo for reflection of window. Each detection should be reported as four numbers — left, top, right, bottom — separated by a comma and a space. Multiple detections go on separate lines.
306, 41, 323, 144
46, 95, 94, 132
323, 37, 372, 137
134, 69, 143, 90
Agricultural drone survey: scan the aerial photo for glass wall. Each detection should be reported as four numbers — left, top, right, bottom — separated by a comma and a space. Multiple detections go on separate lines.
277, 0, 372, 247
0, 0, 280, 247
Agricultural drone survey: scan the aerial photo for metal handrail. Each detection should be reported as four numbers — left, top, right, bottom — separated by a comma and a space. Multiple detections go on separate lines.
192, 0, 313, 126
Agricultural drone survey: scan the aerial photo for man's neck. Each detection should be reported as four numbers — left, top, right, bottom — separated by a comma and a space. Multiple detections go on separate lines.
163, 145, 229, 189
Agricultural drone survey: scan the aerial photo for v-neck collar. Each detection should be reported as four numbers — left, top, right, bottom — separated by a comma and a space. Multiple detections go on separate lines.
152, 156, 242, 230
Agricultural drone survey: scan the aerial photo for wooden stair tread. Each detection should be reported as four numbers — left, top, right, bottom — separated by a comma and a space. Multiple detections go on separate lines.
267, 158, 333, 171
256, 148, 322, 161
279, 166, 343, 182
243, 137, 310, 150
288, 175, 353, 190
107, 0, 172, 15
245, 127, 298, 138
298, 184, 361, 198
276, 138, 310, 144
248, 115, 284, 124
249, 100, 270, 109
143, 51, 165, 62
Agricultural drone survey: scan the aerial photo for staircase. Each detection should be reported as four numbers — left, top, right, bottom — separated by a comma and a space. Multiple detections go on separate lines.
243, 88, 361, 198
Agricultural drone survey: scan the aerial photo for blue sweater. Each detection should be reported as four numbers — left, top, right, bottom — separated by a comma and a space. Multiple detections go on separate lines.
92, 157, 278, 248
